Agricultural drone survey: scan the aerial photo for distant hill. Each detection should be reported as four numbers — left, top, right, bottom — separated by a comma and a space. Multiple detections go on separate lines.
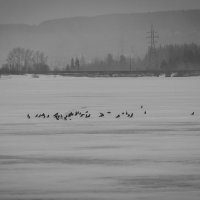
0, 10, 200, 67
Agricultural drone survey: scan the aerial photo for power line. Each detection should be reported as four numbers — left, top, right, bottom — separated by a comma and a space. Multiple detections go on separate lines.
146, 24, 159, 69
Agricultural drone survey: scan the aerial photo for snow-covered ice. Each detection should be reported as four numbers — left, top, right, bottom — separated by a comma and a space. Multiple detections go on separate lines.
0, 75, 200, 200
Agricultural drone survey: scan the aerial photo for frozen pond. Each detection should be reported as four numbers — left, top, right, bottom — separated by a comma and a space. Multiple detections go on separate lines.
0, 75, 200, 200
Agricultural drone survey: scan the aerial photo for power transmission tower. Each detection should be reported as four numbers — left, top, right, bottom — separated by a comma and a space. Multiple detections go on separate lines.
146, 24, 159, 69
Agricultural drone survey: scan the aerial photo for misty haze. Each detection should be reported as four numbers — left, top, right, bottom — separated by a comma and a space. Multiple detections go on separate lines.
0, 1, 200, 200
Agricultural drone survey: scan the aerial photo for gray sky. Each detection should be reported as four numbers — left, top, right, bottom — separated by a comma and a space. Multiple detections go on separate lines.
0, 0, 200, 25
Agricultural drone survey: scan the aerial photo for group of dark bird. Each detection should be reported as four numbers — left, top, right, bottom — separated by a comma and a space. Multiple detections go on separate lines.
27, 111, 91, 120
26, 105, 148, 120
26, 105, 196, 120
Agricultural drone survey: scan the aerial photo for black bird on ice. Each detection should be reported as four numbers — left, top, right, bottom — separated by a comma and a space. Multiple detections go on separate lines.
27, 114, 30, 119
116, 114, 120, 118
99, 113, 104, 117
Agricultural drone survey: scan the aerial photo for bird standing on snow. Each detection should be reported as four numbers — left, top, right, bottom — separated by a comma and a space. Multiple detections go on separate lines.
99, 113, 104, 117
116, 114, 120, 118
130, 113, 134, 118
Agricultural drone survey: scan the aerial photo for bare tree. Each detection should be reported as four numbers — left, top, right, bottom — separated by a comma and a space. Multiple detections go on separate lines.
5, 47, 49, 74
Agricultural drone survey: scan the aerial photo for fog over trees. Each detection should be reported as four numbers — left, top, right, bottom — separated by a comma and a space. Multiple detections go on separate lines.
1, 10, 200, 75
63, 43, 200, 72
1, 43, 200, 74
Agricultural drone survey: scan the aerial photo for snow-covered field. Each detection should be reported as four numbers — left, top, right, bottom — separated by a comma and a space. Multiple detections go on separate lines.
0, 75, 200, 200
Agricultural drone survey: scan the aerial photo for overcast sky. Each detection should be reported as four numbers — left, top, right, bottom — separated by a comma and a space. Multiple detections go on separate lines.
0, 0, 200, 25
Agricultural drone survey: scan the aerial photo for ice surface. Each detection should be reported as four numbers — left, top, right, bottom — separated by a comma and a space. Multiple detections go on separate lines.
0, 75, 200, 200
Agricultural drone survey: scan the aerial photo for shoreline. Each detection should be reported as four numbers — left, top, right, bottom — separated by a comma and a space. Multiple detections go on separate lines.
1, 70, 200, 78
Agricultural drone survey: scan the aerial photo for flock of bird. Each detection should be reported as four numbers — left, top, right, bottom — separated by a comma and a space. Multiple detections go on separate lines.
26, 105, 148, 121
26, 105, 196, 121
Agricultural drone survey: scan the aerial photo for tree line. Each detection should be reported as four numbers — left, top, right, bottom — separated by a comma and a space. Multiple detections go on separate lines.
64, 43, 200, 72
0, 47, 49, 74
1, 43, 200, 74
64, 54, 143, 72
157, 43, 200, 71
